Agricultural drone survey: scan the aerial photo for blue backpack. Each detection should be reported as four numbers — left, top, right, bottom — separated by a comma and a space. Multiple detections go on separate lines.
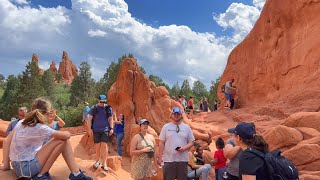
249, 149, 299, 180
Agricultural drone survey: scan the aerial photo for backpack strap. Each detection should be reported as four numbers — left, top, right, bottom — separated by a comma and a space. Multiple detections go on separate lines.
248, 149, 274, 180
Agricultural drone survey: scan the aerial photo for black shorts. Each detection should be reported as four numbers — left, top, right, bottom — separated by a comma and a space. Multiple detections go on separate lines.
188, 106, 193, 110
93, 131, 110, 143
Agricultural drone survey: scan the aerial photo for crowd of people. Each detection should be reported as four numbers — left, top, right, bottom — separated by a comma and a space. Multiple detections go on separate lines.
0, 90, 278, 180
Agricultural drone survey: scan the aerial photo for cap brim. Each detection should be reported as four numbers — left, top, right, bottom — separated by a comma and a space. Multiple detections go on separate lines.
227, 128, 236, 134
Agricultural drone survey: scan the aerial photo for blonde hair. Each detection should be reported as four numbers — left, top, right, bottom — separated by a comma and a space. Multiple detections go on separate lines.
22, 97, 52, 127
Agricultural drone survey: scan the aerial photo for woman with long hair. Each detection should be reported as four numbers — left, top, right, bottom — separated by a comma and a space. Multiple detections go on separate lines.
228, 122, 269, 180
187, 142, 211, 180
0, 97, 92, 180
113, 111, 125, 156
130, 119, 157, 180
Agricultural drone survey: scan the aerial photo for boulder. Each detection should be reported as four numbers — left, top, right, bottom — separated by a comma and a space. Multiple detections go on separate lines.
218, 0, 320, 112
0, 119, 9, 137
107, 58, 212, 155
106, 156, 122, 171
263, 125, 303, 151
282, 144, 320, 166
298, 136, 320, 146
295, 127, 320, 140
298, 159, 320, 171
282, 112, 320, 131
49, 61, 58, 77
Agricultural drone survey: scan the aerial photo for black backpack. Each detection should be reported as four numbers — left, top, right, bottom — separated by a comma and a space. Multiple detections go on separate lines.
91, 105, 112, 129
249, 149, 299, 180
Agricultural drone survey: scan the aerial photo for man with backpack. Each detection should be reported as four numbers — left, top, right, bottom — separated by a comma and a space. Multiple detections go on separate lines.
87, 94, 114, 171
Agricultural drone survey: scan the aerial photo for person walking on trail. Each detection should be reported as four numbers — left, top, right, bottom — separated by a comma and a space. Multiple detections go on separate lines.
182, 95, 187, 111
113, 111, 125, 156
203, 98, 209, 112
224, 78, 235, 109
0, 97, 92, 180
5, 107, 28, 137
188, 97, 194, 119
157, 107, 195, 180
87, 94, 114, 172
82, 102, 90, 132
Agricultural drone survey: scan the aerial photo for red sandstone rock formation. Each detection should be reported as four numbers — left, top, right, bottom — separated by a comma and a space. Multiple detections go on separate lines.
49, 61, 58, 78
219, 0, 320, 112
0, 119, 9, 148
58, 51, 78, 84
31, 53, 45, 75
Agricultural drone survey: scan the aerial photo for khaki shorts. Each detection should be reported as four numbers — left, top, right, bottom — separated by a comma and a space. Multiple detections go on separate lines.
163, 162, 188, 180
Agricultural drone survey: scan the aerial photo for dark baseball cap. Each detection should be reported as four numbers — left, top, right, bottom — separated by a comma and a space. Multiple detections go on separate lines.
228, 122, 256, 139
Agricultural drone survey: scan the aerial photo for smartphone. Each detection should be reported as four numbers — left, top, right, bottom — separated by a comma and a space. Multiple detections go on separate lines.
175, 147, 181, 151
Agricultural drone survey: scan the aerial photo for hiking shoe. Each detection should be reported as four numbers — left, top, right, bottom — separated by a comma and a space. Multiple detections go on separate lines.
68, 172, 93, 180
93, 161, 100, 169
101, 165, 108, 171
32, 172, 53, 180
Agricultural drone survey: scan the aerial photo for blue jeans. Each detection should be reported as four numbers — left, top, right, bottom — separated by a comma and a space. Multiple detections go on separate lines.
115, 132, 124, 156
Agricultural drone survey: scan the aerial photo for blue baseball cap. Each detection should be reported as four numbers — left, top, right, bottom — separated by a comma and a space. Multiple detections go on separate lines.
172, 107, 182, 114
228, 122, 256, 139
98, 94, 107, 102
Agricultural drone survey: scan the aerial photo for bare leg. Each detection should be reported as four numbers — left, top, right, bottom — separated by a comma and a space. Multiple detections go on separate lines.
61, 140, 80, 173
95, 143, 101, 162
101, 142, 108, 166
36, 139, 66, 174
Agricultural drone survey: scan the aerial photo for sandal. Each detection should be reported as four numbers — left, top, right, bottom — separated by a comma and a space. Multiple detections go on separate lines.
101, 165, 109, 171
93, 161, 100, 169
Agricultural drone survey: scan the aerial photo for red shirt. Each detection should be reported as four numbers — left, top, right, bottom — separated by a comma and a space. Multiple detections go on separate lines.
178, 99, 182, 104
214, 149, 227, 169
188, 99, 193, 106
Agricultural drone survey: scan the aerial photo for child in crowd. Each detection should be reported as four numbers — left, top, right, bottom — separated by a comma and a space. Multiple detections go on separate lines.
212, 137, 227, 180
43, 109, 65, 144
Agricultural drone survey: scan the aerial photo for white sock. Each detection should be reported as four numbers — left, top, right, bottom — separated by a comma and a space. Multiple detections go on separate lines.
37, 174, 43, 177
73, 171, 81, 177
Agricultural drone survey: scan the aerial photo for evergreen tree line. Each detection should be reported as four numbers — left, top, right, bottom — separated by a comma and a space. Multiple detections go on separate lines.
0, 54, 220, 126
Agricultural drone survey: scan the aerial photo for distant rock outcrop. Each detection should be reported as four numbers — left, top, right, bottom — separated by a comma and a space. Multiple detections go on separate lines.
58, 51, 78, 84
49, 61, 58, 78
219, 0, 320, 112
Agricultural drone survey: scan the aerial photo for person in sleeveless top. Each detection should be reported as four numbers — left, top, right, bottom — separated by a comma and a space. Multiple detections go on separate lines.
43, 109, 65, 144
130, 119, 157, 180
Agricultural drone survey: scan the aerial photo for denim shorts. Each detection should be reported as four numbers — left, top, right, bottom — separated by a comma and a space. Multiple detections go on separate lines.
12, 157, 41, 178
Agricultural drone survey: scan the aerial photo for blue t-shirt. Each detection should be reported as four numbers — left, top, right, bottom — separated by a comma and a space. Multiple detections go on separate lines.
114, 119, 124, 134
43, 121, 61, 144
5, 119, 20, 137
83, 106, 90, 120
89, 105, 112, 132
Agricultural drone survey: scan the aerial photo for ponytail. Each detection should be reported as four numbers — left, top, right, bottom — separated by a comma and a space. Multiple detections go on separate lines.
22, 109, 49, 127
242, 134, 269, 153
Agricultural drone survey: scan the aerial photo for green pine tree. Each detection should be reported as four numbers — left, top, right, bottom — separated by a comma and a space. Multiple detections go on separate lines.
18, 61, 46, 107
208, 77, 220, 110
170, 82, 181, 97
69, 62, 95, 106
0, 75, 21, 119
42, 70, 56, 101
192, 80, 209, 102
180, 79, 193, 98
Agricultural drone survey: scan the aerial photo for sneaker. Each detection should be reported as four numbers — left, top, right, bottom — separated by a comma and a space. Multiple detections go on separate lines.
101, 165, 108, 171
32, 172, 53, 180
68, 172, 93, 180
93, 161, 100, 169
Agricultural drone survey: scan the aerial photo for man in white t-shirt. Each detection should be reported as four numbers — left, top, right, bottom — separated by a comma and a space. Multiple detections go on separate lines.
157, 107, 195, 180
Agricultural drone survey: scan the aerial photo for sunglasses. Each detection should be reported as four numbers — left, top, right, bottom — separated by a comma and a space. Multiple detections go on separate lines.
176, 125, 180, 133
141, 122, 149, 125
99, 101, 107, 104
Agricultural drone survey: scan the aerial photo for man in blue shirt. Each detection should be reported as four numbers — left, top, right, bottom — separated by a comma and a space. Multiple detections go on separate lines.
87, 94, 114, 171
5, 107, 28, 136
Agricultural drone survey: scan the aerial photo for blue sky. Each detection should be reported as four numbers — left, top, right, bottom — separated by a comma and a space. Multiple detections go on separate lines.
1, 0, 265, 88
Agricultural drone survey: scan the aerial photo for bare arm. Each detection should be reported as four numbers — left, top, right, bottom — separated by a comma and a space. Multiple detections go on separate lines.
188, 152, 201, 169
130, 135, 150, 156
87, 115, 93, 132
51, 131, 71, 140
157, 140, 165, 166
242, 175, 256, 180
224, 144, 241, 160
0, 131, 14, 170
179, 140, 194, 152
56, 115, 65, 127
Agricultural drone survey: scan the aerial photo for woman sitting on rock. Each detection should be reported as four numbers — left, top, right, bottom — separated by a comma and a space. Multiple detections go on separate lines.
187, 142, 211, 180
0, 97, 92, 180
130, 119, 157, 180
228, 122, 269, 180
